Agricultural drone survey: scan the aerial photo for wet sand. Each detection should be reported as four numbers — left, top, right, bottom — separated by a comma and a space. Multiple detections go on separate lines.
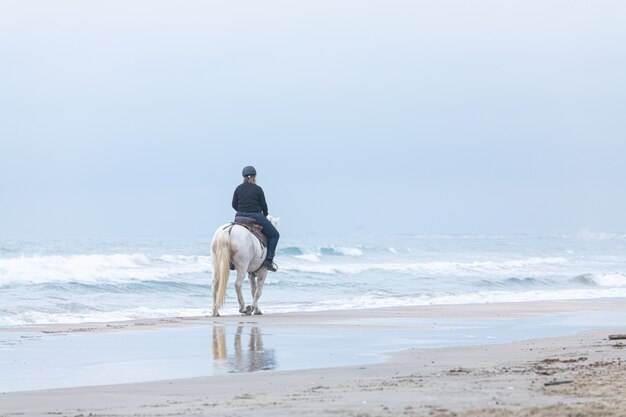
1, 300, 626, 416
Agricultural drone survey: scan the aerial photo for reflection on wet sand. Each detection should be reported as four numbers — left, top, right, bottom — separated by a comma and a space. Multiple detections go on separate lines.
212, 326, 227, 360
212, 325, 277, 373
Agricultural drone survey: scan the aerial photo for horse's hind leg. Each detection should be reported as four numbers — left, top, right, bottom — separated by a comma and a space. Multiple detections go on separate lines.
234, 269, 248, 314
248, 273, 257, 301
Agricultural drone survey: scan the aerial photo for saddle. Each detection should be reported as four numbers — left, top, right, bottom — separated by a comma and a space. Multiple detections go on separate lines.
233, 216, 268, 248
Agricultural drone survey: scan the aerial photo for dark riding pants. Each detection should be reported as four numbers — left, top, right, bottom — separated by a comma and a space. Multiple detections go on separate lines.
235, 211, 280, 263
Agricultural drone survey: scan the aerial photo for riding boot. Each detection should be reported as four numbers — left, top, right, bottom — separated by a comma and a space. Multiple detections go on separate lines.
263, 259, 278, 272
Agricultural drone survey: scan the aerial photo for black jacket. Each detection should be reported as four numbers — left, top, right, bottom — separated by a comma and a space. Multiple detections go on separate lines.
232, 182, 269, 216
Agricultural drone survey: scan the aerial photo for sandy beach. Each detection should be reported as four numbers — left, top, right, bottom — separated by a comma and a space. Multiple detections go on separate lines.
4, 0, 626, 415
1, 300, 626, 417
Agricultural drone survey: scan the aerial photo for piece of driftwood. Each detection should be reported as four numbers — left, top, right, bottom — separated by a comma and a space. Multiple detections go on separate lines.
544, 380, 573, 387
608, 334, 626, 340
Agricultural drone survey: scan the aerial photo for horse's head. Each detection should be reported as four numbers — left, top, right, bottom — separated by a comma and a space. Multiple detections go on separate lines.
267, 214, 280, 229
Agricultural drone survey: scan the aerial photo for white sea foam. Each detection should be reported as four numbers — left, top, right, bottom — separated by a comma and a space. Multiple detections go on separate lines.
577, 273, 626, 287
595, 273, 626, 287
0, 307, 214, 327
1, 252, 569, 286
0, 254, 212, 285
334, 247, 364, 256
3, 286, 626, 326
265, 287, 626, 314
280, 257, 568, 276
294, 254, 321, 262
320, 246, 364, 256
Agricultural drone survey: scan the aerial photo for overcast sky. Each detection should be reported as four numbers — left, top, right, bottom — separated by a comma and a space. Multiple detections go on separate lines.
1, 0, 625, 238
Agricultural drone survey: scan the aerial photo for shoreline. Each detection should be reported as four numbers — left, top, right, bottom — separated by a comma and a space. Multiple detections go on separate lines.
2, 298, 626, 334
1, 300, 626, 416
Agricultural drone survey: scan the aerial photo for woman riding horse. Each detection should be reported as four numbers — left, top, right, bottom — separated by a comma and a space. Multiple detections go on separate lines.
232, 166, 279, 272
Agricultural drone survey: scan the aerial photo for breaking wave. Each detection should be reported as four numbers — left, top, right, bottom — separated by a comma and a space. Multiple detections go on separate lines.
573, 273, 626, 287
280, 257, 568, 276
0, 254, 212, 285
2, 235, 626, 326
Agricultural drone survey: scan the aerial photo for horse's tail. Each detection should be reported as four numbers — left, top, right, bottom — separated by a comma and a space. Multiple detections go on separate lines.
212, 228, 232, 311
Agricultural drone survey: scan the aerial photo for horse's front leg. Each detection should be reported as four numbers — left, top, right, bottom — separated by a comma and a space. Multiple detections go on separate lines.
234, 270, 248, 314
251, 270, 267, 315
248, 272, 257, 301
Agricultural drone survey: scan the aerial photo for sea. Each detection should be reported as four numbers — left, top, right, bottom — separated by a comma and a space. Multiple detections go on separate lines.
1, 231, 626, 327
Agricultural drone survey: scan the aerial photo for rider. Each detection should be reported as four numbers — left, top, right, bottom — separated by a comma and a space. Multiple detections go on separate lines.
232, 166, 279, 272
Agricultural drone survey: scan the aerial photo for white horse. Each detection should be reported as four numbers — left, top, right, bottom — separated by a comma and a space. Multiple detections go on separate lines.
211, 215, 280, 317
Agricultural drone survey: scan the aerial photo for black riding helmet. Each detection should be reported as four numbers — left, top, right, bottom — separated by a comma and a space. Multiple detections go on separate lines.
242, 166, 257, 177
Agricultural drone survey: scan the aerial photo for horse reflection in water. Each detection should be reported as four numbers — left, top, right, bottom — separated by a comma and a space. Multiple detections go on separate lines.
212, 326, 277, 373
